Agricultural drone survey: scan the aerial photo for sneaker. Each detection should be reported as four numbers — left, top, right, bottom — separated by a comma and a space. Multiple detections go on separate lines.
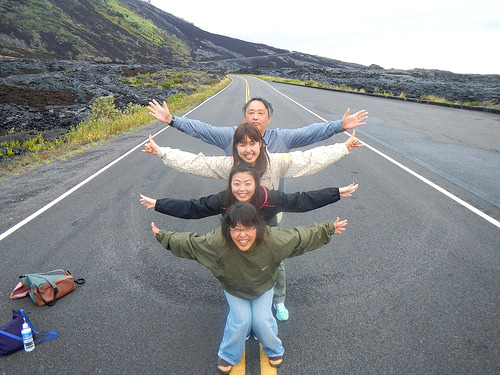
246, 330, 258, 341
273, 303, 289, 321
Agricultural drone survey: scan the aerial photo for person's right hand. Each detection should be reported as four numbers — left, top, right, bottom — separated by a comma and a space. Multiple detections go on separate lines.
148, 99, 172, 125
142, 135, 160, 155
339, 183, 359, 197
344, 130, 362, 150
140, 194, 157, 210
333, 217, 348, 234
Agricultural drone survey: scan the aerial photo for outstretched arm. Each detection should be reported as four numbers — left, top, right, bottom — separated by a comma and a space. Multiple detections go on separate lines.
275, 141, 350, 180
143, 192, 225, 219
275, 183, 358, 213
273, 108, 368, 151
148, 99, 234, 154
269, 187, 341, 214
276, 218, 348, 260
142, 135, 232, 180
152, 222, 223, 267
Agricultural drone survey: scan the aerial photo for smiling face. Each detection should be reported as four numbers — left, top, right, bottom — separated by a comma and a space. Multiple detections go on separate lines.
236, 136, 262, 166
243, 100, 271, 135
231, 172, 256, 203
229, 222, 257, 251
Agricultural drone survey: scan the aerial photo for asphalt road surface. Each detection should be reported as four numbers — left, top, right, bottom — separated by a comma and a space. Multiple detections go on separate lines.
0, 75, 498, 374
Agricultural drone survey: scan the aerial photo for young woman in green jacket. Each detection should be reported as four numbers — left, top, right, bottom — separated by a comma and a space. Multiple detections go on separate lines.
150, 202, 347, 373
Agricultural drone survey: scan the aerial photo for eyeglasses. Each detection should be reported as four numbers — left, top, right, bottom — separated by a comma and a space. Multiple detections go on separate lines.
229, 226, 256, 234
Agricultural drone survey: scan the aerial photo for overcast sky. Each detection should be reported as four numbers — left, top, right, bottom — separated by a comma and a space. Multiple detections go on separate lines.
149, 0, 499, 75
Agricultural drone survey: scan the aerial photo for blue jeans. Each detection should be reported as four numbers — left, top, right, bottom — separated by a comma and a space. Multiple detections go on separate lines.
217, 287, 285, 365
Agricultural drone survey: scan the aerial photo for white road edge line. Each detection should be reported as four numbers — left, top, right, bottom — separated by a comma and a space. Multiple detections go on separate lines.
0, 81, 233, 242
257, 77, 500, 228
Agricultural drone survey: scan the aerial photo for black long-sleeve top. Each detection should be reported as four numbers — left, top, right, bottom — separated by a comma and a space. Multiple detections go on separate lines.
154, 186, 340, 223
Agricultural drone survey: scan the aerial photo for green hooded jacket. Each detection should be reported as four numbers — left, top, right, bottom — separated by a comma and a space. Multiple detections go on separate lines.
155, 222, 335, 300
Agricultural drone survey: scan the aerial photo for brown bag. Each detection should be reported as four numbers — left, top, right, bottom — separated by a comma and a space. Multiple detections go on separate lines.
18, 270, 85, 307
34, 272, 75, 306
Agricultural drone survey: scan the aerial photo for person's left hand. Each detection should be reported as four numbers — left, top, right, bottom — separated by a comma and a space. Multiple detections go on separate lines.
151, 222, 160, 235
142, 135, 160, 155
344, 130, 362, 150
140, 194, 157, 210
339, 183, 359, 197
333, 217, 347, 234
341, 108, 368, 130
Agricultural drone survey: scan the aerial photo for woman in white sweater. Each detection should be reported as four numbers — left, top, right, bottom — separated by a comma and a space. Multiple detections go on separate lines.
143, 122, 361, 191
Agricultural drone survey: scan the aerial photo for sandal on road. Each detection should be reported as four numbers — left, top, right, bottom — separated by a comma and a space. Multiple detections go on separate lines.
217, 357, 233, 374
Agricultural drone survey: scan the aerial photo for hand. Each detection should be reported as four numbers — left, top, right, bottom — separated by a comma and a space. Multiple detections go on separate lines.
333, 217, 347, 234
344, 130, 362, 150
339, 183, 358, 197
142, 135, 160, 155
341, 108, 368, 130
140, 194, 157, 210
151, 222, 160, 235
148, 99, 173, 125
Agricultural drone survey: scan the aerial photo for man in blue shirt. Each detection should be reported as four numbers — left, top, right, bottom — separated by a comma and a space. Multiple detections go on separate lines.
148, 97, 368, 321
148, 97, 368, 156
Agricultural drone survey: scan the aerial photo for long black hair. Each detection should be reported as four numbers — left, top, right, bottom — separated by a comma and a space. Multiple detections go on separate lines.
232, 122, 269, 177
221, 202, 265, 247
224, 163, 264, 210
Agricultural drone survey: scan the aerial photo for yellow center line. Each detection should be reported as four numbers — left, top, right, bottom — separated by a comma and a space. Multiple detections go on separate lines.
260, 343, 278, 375
230, 345, 246, 374
242, 77, 251, 102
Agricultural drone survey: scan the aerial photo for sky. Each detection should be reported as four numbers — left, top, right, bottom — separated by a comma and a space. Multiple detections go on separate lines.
149, 0, 500, 75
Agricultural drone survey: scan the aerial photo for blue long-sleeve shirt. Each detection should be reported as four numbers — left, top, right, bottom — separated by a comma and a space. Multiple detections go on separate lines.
170, 116, 343, 155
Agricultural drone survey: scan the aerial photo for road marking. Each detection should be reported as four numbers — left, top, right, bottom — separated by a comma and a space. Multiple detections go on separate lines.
0, 81, 234, 242
231, 345, 246, 374
242, 77, 251, 102
255, 77, 500, 229
260, 343, 278, 374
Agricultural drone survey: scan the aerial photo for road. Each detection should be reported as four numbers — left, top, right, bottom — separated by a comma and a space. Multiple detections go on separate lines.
0, 75, 498, 374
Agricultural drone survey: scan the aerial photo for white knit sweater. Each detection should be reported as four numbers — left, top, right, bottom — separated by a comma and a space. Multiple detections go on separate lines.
157, 143, 349, 190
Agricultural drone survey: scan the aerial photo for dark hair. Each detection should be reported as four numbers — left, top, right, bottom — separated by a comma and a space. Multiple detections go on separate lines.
232, 122, 269, 177
225, 163, 264, 209
221, 202, 265, 247
242, 97, 273, 118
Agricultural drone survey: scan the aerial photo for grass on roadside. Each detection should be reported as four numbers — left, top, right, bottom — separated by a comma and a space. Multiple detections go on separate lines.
0, 77, 231, 178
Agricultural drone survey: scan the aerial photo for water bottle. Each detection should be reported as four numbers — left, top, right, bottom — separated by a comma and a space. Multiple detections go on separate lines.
21, 318, 35, 352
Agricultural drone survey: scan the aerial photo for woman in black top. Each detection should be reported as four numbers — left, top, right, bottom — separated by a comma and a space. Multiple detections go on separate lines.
140, 163, 358, 222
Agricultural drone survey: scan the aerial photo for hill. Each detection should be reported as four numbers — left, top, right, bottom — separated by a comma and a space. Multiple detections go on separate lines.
0, 0, 363, 70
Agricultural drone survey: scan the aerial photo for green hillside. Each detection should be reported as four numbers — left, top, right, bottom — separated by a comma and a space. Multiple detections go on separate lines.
0, 0, 191, 64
